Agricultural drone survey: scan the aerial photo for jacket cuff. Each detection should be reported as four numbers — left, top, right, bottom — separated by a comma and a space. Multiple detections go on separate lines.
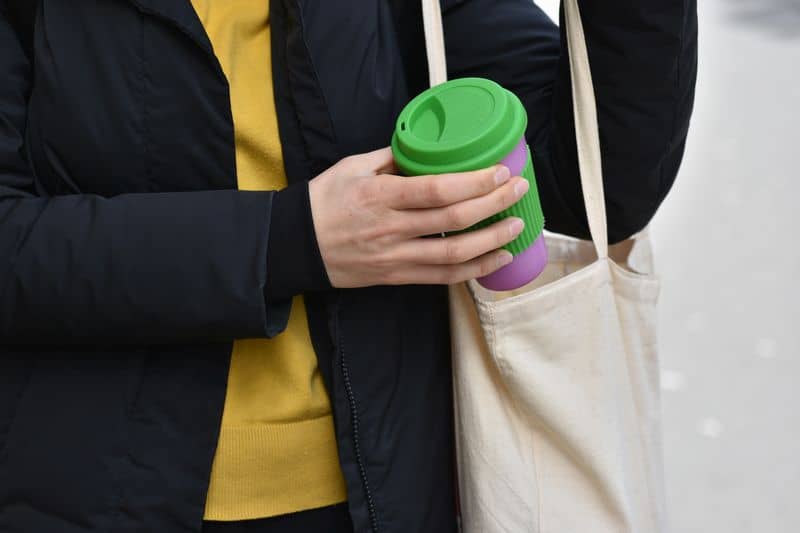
265, 179, 333, 301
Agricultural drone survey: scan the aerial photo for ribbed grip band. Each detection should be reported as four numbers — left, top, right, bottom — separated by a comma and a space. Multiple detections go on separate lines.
457, 147, 545, 256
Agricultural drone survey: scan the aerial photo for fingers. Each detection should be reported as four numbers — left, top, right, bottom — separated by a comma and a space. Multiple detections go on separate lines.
401, 176, 529, 237
392, 217, 525, 265
383, 165, 511, 209
384, 248, 514, 286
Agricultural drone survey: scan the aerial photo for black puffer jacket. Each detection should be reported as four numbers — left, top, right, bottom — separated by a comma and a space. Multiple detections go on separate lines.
0, 1, 697, 532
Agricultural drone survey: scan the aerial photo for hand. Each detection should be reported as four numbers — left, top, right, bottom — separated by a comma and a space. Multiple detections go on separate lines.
308, 147, 529, 288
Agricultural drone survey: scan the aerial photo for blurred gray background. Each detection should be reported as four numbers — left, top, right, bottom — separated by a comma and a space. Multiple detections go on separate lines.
536, 1, 800, 531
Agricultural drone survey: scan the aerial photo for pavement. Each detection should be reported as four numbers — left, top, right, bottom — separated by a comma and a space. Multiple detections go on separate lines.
534, 1, 800, 530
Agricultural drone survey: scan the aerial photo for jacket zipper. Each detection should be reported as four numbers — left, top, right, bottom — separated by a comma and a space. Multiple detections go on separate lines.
338, 341, 380, 532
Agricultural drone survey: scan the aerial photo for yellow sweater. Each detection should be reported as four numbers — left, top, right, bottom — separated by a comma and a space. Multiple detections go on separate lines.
190, 0, 347, 521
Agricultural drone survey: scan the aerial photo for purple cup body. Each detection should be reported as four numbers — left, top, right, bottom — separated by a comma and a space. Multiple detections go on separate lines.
476, 137, 548, 291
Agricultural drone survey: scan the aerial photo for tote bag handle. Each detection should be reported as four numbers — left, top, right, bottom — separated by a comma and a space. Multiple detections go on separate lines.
421, 0, 448, 87
421, 0, 609, 260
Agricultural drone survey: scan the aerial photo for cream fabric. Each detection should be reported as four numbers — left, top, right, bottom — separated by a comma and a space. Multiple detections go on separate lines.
422, 0, 668, 531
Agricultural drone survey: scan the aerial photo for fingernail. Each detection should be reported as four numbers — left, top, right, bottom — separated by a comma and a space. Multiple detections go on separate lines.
514, 178, 530, 198
497, 251, 514, 268
494, 166, 511, 185
509, 217, 525, 237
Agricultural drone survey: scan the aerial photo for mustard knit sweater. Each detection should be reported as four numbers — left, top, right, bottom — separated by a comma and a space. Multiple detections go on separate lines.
190, 0, 347, 521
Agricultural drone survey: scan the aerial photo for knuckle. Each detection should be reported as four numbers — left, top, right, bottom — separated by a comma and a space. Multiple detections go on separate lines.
425, 179, 445, 205
444, 205, 467, 230
394, 182, 413, 206
403, 217, 423, 237
365, 223, 394, 243
478, 256, 497, 277
375, 178, 393, 201
505, 182, 520, 205
439, 267, 457, 285
497, 225, 512, 245
354, 179, 378, 206
452, 265, 470, 284
380, 270, 399, 285
377, 258, 406, 284
375, 249, 401, 270
464, 171, 485, 197
491, 197, 507, 217
501, 187, 516, 210
443, 240, 464, 264
482, 168, 498, 190
358, 223, 380, 243
383, 217, 408, 239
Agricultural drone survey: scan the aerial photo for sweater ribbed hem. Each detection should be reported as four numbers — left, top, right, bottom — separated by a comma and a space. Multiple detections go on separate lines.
203, 415, 348, 521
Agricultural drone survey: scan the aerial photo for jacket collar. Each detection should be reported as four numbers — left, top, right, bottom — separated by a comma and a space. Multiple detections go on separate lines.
125, 0, 214, 56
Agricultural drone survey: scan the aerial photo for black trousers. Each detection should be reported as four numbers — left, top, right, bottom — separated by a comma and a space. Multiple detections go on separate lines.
201, 504, 353, 533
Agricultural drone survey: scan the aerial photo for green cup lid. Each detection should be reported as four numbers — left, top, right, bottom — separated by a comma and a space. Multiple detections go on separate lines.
391, 77, 527, 175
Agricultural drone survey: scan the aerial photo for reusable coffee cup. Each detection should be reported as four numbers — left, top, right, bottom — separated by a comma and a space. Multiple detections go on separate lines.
391, 77, 547, 291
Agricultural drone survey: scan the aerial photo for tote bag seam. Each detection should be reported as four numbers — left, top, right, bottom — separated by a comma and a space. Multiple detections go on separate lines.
613, 289, 662, 531
477, 260, 607, 311
474, 258, 657, 316
486, 309, 545, 533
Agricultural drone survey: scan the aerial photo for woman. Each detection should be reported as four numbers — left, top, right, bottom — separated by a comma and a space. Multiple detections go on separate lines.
0, 1, 697, 532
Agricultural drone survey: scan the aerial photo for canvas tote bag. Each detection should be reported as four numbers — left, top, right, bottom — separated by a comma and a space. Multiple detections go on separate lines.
421, 0, 668, 531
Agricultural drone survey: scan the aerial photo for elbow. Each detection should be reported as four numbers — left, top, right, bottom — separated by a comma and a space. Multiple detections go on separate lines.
606, 201, 657, 246
605, 133, 690, 245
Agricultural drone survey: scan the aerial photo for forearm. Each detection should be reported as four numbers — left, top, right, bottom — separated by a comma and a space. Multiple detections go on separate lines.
443, 0, 698, 243
546, 0, 699, 242
0, 189, 281, 345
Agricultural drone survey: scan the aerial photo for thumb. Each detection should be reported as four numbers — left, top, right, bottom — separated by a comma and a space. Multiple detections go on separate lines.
358, 146, 400, 176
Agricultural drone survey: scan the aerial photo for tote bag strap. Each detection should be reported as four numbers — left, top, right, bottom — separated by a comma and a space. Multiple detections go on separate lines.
422, 0, 448, 86
562, 0, 608, 259
421, 0, 611, 260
